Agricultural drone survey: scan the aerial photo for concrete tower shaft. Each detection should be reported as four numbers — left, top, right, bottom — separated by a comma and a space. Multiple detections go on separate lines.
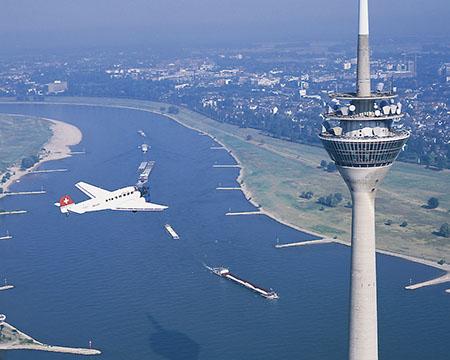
338, 166, 391, 360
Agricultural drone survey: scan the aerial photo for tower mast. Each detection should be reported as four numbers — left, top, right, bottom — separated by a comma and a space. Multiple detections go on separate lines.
357, 0, 371, 97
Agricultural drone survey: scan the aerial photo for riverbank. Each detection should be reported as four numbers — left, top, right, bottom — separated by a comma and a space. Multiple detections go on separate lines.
0, 321, 100, 355
0, 98, 448, 278
201, 123, 450, 284
0, 115, 82, 193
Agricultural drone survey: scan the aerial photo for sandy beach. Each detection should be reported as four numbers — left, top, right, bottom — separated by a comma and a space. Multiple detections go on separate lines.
0, 116, 82, 193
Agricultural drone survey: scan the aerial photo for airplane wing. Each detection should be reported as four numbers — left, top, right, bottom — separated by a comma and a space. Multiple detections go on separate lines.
113, 197, 167, 212
75, 182, 110, 199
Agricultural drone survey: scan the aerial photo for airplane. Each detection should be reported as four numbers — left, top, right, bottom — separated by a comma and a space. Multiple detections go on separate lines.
55, 182, 167, 214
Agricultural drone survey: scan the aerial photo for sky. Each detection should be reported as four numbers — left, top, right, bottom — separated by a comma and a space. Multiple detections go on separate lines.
0, 0, 449, 50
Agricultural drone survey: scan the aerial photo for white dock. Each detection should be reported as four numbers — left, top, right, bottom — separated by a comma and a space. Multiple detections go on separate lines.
275, 239, 334, 248
69, 150, 86, 155
0, 210, 27, 216
0, 285, 14, 291
216, 187, 242, 191
213, 164, 241, 168
0, 233, 12, 241
29, 169, 67, 174
2, 190, 46, 196
210, 146, 226, 150
164, 224, 180, 240
225, 211, 263, 216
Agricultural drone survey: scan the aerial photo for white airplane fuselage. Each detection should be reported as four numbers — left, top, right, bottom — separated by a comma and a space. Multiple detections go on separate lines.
57, 182, 167, 214
73, 186, 139, 213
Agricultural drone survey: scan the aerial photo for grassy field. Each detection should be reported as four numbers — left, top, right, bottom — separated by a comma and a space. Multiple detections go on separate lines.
4, 97, 449, 262
0, 114, 52, 174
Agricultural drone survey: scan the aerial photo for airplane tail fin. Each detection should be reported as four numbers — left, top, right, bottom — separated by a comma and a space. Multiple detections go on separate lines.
55, 195, 75, 213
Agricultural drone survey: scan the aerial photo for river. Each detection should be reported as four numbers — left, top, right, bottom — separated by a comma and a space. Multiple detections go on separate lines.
0, 103, 449, 360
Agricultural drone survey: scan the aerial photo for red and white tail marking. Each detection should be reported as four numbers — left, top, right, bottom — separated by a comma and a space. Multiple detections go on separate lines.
59, 195, 74, 207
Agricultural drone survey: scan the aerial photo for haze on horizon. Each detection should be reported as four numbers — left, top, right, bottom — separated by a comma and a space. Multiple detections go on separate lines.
1, 0, 449, 51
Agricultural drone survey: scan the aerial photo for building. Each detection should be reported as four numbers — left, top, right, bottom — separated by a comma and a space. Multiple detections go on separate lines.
47, 80, 68, 94
439, 63, 450, 82
318, 1, 409, 359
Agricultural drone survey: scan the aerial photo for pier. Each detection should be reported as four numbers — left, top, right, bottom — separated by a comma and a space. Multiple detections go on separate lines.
69, 151, 86, 155
213, 164, 241, 168
0, 210, 27, 216
216, 187, 242, 191
29, 168, 68, 174
1, 190, 46, 196
275, 239, 334, 248
164, 224, 180, 240
0, 320, 101, 355
405, 272, 450, 290
225, 211, 262, 216
0, 285, 14, 292
0, 232, 12, 241
210, 146, 226, 150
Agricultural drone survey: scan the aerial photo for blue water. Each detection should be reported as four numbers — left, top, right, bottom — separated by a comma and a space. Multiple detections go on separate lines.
0, 104, 449, 360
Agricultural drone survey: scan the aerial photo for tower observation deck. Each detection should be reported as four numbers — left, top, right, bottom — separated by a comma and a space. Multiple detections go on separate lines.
318, 1, 409, 360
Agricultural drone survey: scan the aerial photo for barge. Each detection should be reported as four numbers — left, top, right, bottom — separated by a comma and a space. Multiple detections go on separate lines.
206, 265, 279, 300
164, 224, 180, 240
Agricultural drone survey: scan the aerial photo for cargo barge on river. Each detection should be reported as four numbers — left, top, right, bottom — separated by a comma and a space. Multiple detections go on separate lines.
206, 265, 279, 300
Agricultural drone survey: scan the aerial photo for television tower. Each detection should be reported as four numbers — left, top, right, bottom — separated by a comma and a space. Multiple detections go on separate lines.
319, 1, 409, 359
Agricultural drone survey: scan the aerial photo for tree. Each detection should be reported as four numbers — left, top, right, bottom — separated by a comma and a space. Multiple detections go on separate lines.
246, 135, 253, 141
168, 106, 179, 114
317, 193, 343, 207
1, 172, 10, 184
427, 197, 439, 209
300, 191, 314, 199
320, 160, 328, 168
400, 221, 408, 227
326, 162, 337, 172
20, 155, 39, 170
437, 223, 450, 238
436, 156, 447, 170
